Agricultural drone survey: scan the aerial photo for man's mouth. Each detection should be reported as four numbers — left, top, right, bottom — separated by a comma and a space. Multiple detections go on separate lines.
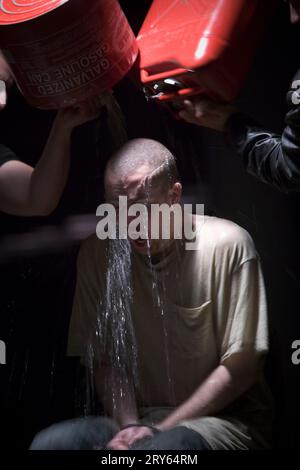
132, 237, 148, 249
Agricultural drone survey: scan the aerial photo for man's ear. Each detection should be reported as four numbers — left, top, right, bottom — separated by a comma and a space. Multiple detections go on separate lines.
170, 182, 182, 204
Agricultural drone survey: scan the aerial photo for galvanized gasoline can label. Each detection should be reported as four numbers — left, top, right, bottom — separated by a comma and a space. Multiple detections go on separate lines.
0, 0, 138, 108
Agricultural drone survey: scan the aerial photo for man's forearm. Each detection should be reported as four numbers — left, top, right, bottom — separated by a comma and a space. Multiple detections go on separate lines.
29, 115, 72, 215
95, 365, 139, 428
157, 360, 257, 432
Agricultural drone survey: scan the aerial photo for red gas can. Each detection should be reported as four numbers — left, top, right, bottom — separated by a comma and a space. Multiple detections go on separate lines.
0, 0, 138, 109
137, 0, 276, 104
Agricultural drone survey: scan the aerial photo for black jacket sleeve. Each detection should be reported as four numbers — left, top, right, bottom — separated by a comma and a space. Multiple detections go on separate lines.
0, 143, 19, 167
226, 70, 300, 193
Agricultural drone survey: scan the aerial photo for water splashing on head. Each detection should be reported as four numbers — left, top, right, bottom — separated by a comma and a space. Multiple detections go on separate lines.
104, 138, 182, 259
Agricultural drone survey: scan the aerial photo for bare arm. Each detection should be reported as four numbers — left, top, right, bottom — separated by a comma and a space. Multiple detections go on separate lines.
156, 351, 258, 431
95, 364, 139, 428
96, 364, 158, 450
0, 99, 100, 216
104, 351, 259, 448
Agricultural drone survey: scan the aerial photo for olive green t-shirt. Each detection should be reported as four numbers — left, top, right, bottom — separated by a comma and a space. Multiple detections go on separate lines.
68, 215, 271, 449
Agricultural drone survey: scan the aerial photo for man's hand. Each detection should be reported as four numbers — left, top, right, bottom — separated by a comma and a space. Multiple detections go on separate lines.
55, 96, 104, 132
178, 98, 237, 132
106, 426, 154, 450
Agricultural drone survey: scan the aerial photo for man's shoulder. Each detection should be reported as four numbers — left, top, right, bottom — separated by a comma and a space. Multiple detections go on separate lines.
194, 215, 257, 262
78, 234, 108, 266
196, 215, 253, 243
80, 233, 100, 249
287, 69, 300, 109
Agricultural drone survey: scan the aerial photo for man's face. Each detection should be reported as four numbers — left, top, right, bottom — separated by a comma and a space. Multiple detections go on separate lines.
288, 0, 300, 24
105, 165, 182, 257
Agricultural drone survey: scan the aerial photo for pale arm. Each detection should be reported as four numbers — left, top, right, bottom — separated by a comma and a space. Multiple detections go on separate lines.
95, 365, 160, 450
157, 351, 259, 431
95, 364, 139, 428
0, 99, 100, 216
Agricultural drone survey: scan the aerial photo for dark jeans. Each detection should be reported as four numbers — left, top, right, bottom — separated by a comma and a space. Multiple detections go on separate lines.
30, 417, 211, 450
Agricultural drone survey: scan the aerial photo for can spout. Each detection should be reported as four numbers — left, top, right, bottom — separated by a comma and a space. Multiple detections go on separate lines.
136, 0, 277, 105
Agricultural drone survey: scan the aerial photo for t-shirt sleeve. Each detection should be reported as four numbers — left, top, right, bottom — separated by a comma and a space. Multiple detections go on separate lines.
219, 257, 269, 363
67, 237, 111, 367
0, 144, 19, 167
67, 239, 101, 361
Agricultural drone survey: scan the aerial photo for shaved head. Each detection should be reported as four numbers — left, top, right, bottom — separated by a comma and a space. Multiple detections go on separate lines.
105, 138, 178, 197
104, 138, 182, 257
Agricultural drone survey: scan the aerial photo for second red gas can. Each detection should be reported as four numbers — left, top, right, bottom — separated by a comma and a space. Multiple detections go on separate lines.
137, 0, 276, 104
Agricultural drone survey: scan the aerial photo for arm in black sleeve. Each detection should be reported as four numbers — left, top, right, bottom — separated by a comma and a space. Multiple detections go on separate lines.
226, 72, 300, 193
0, 144, 19, 167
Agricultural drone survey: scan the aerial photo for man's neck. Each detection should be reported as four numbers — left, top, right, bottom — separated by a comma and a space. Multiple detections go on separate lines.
149, 239, 176, 265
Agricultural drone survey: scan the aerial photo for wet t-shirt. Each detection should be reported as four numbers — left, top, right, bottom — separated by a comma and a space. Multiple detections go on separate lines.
68, 215, 271, 449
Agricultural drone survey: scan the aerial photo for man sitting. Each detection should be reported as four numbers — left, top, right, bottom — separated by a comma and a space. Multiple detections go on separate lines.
31, 138, 271, 450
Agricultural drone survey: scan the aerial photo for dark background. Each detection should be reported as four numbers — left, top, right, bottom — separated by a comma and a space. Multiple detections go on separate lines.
0, 0, 300, 449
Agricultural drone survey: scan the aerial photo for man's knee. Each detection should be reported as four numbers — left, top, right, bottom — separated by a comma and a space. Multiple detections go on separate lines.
30, 417, 118, 450
131, 426, 211, 450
